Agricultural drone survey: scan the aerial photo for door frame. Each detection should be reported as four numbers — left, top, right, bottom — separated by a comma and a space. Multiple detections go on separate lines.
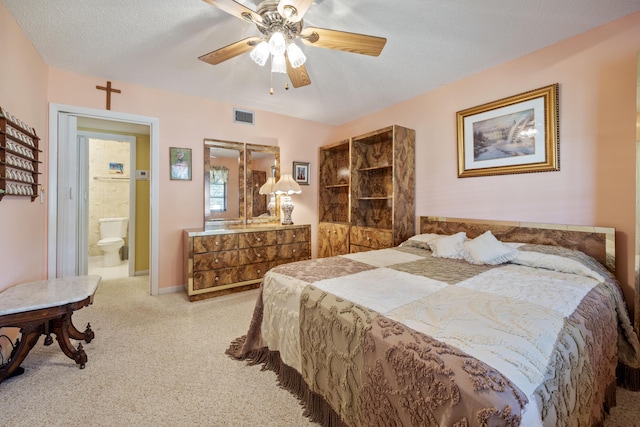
48, 103, 160, 296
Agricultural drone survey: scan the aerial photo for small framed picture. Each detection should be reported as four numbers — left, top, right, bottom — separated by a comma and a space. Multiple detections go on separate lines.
170, 147, 192, 181
293, 161, 310, 185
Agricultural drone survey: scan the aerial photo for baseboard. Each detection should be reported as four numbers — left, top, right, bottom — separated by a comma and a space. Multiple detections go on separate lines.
159, 284, 184, 295
134, 270, 149, 276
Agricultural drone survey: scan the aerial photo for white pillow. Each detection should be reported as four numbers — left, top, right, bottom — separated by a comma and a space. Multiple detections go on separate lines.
462, 230, 519, 265
428, 232, 467, 259
401, 233, 445, 250
510, 250, 605, 281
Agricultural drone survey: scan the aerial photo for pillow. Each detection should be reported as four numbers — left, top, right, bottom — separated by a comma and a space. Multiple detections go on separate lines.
462, 230, 519, 265
510, 250, 605, 282
428, 232, 467, 259
400, 233, 445, 250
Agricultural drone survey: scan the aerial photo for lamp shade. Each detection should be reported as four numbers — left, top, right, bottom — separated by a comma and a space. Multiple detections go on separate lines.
271, 53, 287, 74
268, 31, 286, 56
273, 174, 301, 195
250, 41, 270, 67
259, 176, 277, 194
286, 42, 306, 68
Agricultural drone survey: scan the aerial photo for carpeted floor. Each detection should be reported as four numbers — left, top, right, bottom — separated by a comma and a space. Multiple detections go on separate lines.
0, 276, 638, 426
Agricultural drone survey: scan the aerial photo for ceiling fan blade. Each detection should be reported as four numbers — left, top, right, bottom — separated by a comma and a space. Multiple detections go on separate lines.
277, 0, 313, 23
202, 0, 262, 24
300, 27, 387, 56
286, 56, 311, 88
198, 36, 262, 65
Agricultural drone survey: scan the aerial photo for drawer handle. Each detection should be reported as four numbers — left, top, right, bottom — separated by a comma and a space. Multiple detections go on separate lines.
257, 237, 261, 242
257, 253, 262, 258
214, 258, 219, 263
215, 241, 219, 246
292, 233, 296, 238
215, 276, 219, 281
367, 236, 371, 241
257, 269, 261, 274
292, 249, 296, 253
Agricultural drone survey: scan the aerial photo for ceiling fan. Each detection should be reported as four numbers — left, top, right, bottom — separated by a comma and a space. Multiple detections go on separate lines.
198, 0, 387, 92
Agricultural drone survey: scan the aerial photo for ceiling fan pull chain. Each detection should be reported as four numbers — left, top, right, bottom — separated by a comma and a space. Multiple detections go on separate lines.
270, 69, 274, 95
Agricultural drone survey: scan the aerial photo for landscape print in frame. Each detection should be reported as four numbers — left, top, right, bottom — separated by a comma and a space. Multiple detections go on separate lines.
457, 83, 559, 178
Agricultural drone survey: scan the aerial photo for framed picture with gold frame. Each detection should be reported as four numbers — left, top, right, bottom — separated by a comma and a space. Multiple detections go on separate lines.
456, 83, 559, 178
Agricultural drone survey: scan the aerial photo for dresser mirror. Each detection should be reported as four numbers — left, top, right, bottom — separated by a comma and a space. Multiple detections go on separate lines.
247, 143, 280, 223
204, 139, 280, 227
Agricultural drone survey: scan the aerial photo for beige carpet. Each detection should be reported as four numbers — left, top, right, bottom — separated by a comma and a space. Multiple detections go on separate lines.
0, 276, 638, 426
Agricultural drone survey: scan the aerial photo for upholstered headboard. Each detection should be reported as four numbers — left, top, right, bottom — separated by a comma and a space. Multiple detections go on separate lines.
419, 216, 616, 273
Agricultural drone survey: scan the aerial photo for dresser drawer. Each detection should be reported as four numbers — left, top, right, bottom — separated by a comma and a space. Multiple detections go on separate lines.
193, 268, 238, 290
277, 227, 310, 244
238, 246, 279, 264
239, 231, 277, 248
277, 242, 310, 260
350, 226, 393, 249
238, 261, 277, 282
194, 234, 238, 253
193, 250, 238, 271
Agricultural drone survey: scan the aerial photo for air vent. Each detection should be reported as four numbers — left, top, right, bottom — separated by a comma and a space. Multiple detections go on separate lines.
233, 108, 255, 125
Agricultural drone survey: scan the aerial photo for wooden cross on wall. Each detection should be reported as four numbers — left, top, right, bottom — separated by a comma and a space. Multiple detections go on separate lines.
96, 81, 121, 110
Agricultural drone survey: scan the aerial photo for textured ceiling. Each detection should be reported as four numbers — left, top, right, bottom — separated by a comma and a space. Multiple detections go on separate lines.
3, 0, 640, 125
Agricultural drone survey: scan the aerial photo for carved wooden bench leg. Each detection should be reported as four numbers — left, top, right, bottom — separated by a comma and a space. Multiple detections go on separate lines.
51, 314, 88, 369
66, 314, 94, 343
0, 328, 41, 384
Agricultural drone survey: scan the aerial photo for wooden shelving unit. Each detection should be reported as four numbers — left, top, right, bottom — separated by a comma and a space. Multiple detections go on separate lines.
317, 140, 351, 257
317, 125, 415, 256
0, 106, 41, 202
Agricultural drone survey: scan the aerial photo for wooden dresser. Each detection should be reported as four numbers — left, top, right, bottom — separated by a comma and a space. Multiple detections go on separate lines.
183, 224, 311, 301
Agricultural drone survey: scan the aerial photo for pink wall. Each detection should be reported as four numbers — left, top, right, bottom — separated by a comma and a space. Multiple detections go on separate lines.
332, 12, 640, 318
45, 69, 331, 291
0, 4, 49, 291
2, 0, 640, 320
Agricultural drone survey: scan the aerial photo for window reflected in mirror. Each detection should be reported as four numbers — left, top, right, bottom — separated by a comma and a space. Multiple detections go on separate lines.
209, 166, 228, 212
204, 140, 244, 224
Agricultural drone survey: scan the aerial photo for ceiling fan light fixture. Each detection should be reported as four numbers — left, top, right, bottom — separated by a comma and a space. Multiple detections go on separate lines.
271, 53, 287, 74
250, 41, 270, 66
268, 31, 286, 56
286, 42, 306, 68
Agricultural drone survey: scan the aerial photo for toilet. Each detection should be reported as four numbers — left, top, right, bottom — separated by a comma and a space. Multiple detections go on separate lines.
97, 217, 128, 267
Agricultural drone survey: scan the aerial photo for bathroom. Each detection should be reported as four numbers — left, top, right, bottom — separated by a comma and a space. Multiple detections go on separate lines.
87, 136, 131, 280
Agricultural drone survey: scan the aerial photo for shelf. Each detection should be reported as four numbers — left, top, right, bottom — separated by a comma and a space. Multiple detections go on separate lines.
0, 105, 41, 202
358, 165, 392, 172
325, 183, 349, 189
357, 196, 392, 201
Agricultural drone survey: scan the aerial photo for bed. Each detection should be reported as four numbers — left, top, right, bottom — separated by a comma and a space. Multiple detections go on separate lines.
227, 216, 640, 426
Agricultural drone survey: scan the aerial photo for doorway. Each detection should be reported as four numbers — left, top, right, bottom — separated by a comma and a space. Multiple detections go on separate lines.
80, 132, 136, 281
48, 103, 160, 295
